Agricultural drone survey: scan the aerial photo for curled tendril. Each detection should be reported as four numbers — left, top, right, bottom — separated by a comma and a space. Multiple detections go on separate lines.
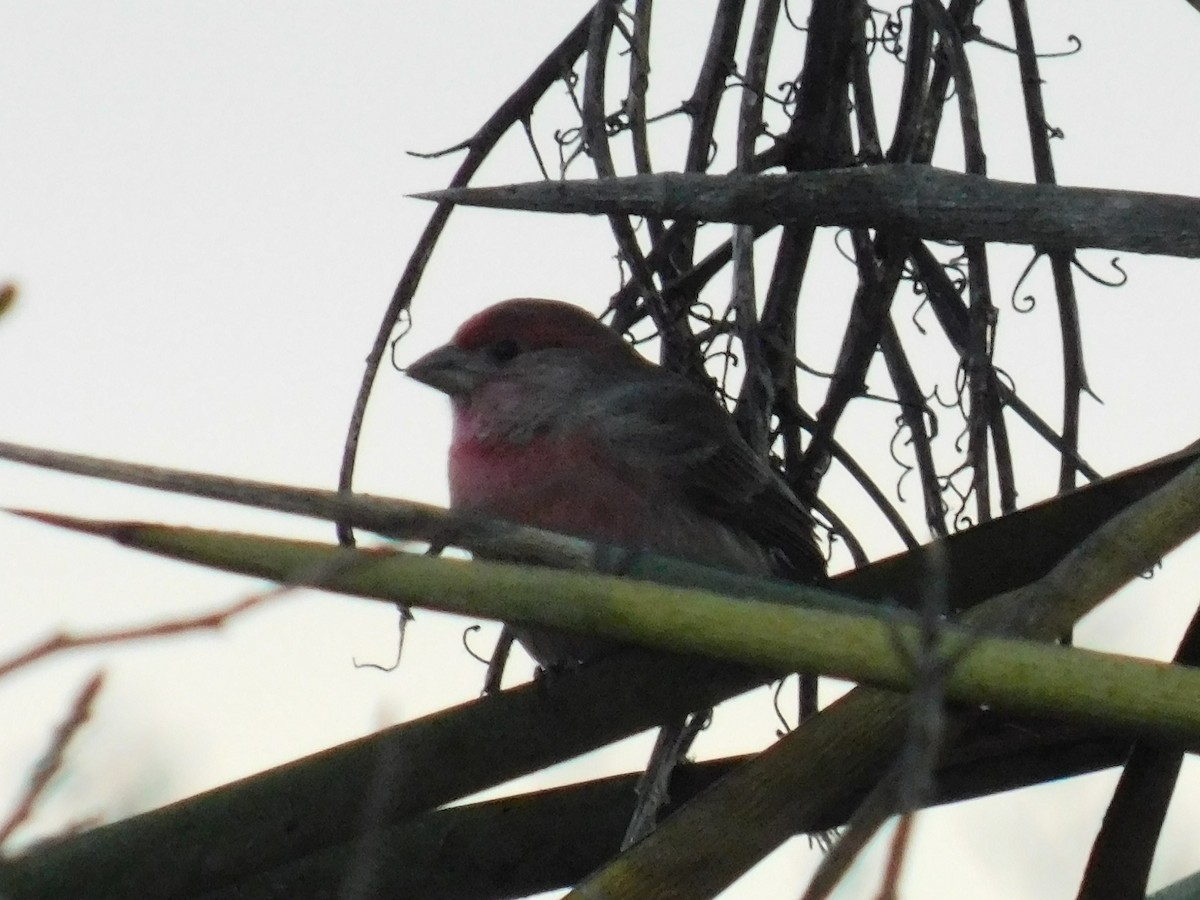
937, 462, 976, 532
693, 304, 730, 364
954, 357, 971, 398
861, 7, 883, 58
992, 364, 1018, 395
953, 424, 969, 456
866, 4, 910, 61
772, 677, 793, 737
923, 402, 940, 440
387, 307, 414, 372
944, 252, 969, 293
554, 125, 581, 148
725, 69, 795, 108
1047, 124, 1065, 141
352, 604, 411, 673
776, 78, 802, 117
709, 338, 742, 401
604, 107, 631, 137
624, 307, 663, 347
890, 420, 918, 503
1071, 254, 1128, 288
819, 524, 838, 565
554, 66, 589, 175
1047, 34, 1083, 58
910, 295, 931, 334
689, 300, 723, 330
921, 243, 969, 294
966, 25, 1083, 60
461, 624, 491, 665
832, 228, 859, 265
1009, 251, 1044, 313
930, 382, 960, 411
554, 126, 588, 176
782, 0, 807, 33
561, 67, 583, 114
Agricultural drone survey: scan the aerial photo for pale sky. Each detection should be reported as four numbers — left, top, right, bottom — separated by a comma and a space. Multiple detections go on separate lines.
2, 3, 1200, 898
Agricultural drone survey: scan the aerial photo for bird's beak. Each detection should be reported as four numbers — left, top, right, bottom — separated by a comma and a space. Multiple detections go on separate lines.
405, 344, 485, 397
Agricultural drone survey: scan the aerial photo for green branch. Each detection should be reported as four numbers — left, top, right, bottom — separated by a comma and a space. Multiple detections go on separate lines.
571, 452, 1200, 899
17, 509, 1200, 748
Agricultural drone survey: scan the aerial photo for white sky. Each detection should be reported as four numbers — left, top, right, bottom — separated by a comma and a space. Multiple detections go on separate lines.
2, 2, 1200, 898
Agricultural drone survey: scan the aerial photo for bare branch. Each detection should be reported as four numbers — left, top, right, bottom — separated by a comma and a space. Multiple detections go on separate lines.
415, 165, 1200, 259
0, 673, 105, 850
0, 590, 273, 681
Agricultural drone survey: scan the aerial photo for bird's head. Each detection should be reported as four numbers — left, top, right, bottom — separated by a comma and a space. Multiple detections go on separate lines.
406, 298, 638, 400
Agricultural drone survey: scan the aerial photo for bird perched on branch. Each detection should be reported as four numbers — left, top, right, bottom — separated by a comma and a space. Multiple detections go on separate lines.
407, 297, 825, 668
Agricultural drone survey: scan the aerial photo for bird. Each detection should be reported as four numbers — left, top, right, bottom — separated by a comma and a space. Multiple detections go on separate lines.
406, 297, 825, 669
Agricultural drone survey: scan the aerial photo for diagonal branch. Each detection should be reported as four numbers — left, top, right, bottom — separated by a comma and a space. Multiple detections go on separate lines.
1009, 0, 1089, 494
570, 451, 1200, 899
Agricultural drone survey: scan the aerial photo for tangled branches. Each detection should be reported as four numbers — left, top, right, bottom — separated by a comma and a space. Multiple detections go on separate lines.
341, 1, 1110, 569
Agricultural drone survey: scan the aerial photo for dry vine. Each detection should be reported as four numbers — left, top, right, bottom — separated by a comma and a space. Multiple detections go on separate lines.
331, 1, 1181, 896
339, 1, 1109, 562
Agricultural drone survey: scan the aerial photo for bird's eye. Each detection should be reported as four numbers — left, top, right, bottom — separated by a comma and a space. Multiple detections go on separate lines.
488, 338, 522, 363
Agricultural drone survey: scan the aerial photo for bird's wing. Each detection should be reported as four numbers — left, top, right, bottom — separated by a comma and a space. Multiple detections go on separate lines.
591, 366, 826, 581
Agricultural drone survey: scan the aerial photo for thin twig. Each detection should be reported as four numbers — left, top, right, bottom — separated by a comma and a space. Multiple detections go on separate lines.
908, 243, 1102, 482
1009, 0, 1089, 494
584, 1, 698, 375
0, 672, 105, 851
881, 318, 948, 536
0, 595, 272, 681
886, 1, 933, 161
0, 551, 370, 681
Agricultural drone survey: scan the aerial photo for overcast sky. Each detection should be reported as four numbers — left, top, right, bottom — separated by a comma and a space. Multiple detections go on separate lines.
3, 3, 1200, 897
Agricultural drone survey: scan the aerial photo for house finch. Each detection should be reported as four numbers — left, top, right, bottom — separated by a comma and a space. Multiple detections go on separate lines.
407, 298, 824, 667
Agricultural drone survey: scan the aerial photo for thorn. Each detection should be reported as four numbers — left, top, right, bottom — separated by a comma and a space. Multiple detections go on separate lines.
6, 508, 140, 541
408, 188, 462, 202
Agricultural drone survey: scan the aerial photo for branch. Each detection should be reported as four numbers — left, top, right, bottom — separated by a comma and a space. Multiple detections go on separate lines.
0, 596, 271, 681
571, 449, 1200, 899
5, 439, 1197, 615
0, 673, 105, 849
414, 165, 1200, 258
1008, 0, 1089, 494
1, 721, 1129, 900
0, 651, 760, 899
20, 513, 1200, 749
1076, 599, 1200, 900
5, 442, 1198, 896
